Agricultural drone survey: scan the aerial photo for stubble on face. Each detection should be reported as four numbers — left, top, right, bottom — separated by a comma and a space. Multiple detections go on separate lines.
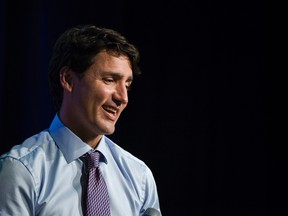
65, 52, 133, 147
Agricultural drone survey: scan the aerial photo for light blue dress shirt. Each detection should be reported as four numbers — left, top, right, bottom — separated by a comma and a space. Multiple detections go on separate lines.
0, 114, 161, 216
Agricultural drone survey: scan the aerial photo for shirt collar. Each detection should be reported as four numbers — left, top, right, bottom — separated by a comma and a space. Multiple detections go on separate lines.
48, 113, 109, 164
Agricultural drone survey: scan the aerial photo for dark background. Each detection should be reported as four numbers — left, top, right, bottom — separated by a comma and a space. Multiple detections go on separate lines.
0, 0, 284, 215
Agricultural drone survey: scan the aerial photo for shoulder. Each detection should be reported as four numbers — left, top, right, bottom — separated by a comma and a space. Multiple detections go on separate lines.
104, 135, 158, 185
0, 129, 60, 188
103, 136, 157, 182
0, 129, 55, 163
104, 136, 147, 167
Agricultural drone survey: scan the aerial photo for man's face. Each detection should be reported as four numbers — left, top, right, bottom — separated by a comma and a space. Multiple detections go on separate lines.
61, 51, 133, 141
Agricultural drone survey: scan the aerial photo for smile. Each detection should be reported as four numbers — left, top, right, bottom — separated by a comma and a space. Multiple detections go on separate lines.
103, 105, 117, 115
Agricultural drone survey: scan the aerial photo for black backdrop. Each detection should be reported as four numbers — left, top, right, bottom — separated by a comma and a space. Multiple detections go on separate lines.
0, 0, 284, 215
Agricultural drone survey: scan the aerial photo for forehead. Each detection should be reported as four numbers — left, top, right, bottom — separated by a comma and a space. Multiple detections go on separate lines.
88, 51, 133, 78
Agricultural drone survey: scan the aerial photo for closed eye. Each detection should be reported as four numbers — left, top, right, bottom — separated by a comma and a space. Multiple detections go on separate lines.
103, 78, 114, 84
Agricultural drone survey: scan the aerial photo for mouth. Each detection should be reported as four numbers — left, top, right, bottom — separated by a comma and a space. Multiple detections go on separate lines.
102, 105, 118, 119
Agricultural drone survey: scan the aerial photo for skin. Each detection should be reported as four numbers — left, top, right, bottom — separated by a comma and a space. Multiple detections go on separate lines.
59, 51, 133, 149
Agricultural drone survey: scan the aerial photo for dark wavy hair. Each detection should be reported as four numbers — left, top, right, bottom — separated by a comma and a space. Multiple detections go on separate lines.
48, 24, 141, 111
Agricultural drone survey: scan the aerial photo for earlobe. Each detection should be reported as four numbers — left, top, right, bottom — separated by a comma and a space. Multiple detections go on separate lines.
60, 66, 73, 92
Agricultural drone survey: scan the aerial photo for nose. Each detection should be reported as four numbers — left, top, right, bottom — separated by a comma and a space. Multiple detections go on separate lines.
113, 83, 128, 106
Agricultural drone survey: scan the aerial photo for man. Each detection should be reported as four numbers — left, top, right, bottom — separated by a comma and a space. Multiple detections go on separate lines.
0, 24, 161, 216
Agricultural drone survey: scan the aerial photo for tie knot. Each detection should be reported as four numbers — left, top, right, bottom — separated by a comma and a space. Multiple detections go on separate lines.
87, 151, 100, 169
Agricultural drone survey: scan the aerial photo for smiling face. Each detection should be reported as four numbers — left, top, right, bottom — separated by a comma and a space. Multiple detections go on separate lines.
59, 51, 133, 147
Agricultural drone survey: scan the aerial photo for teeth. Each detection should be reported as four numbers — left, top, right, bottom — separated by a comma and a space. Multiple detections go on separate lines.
104, 106, 116, 114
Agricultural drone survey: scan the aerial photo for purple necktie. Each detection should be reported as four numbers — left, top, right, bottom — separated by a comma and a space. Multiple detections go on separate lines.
86, 151, 110, 216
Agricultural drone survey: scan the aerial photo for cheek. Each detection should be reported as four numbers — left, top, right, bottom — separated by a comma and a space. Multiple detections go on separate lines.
79, 80, 113, 105
88, 87, 111, 106
96, 87, 111, 100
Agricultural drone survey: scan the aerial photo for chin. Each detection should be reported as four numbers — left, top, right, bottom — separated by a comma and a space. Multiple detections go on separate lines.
103, 127, 115, 135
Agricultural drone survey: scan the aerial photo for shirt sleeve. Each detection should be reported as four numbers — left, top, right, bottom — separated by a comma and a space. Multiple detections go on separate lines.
141, 167, 161, 215
0, 157, 36, 216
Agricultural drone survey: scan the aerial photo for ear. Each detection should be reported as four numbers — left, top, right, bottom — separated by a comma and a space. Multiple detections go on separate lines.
60, 66, 73, 92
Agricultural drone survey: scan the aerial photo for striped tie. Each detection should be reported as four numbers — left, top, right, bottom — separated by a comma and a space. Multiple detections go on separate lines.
86, 151, 110, 216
